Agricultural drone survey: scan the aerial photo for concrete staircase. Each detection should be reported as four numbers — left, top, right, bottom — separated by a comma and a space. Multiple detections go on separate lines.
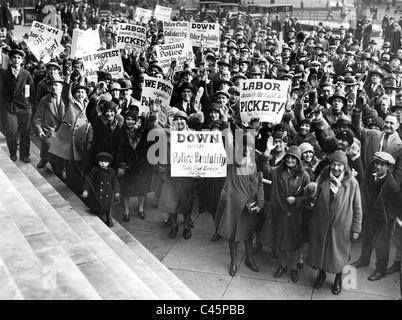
0, 134, 199, 300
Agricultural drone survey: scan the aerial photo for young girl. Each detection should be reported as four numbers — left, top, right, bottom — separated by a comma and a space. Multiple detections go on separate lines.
82, 152, 120, 227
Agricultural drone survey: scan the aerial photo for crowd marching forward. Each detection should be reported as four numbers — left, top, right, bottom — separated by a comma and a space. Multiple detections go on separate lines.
0, 1, 401, 298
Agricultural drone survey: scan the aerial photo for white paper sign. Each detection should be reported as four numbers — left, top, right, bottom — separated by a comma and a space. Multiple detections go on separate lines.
170, 131, 227, 177
140, 76, 173, 114
116, 23, 147, 52
155, 40, 195, 74
27, 21, 64, 62
189, 22, 220, 48
154, 5, 172, 22
163, 21, 190, 43
239, 79, 290, 124
71, 28, 101, 58
82, 49, 124, 82
134, 7, 153, 24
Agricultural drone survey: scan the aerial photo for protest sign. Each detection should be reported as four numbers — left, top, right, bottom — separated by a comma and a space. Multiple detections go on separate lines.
170, 131, 227, 177
189, 22, 220, 48
239, 79, 290, 124
163, 21, 190, 43
27, 21, 64, 62
70, 28, 101, 58
116, 23, 147, 53
134, 7, 153, 24
155, 40, 195, 74
140, 76, 173, 115
154, 5, 172, 22
82, 49, 124, 82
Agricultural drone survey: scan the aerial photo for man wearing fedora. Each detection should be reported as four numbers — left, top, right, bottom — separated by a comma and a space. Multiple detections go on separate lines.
0, 48, 35, 162
352, 152, 402, 281
33, 74, 66, 175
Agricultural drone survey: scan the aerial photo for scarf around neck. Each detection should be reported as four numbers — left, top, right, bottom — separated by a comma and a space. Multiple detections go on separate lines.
329, 170, 344, 195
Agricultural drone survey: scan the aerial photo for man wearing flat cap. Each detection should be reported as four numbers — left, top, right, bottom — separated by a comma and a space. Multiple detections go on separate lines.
352, 152, 402, 281
36, 61, 62, 106
0, 48, 35, 162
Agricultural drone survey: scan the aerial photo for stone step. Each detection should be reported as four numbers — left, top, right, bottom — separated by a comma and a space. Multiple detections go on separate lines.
0, 256, 23, 300
21, 149, 182, 300
26, 138, 198, 300
0, 148, 159, 300
0, 198, 100, 300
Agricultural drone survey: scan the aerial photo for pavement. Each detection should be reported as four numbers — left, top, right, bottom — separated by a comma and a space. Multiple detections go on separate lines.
12, 21, 402, 300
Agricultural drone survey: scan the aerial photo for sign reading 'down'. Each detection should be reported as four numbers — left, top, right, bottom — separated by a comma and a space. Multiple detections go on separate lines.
71, 28, 101, 58
82, 49, 124, 82
240, 79, 290, 124
155, 40, 195, 74
134, 7, 153, 24
140, 77, 173, 114
154, 5, 172, 22
116, 23, 147, 52
189, 22, 220, 48
28, 21, 64, 62
170, 131, 227, 177
163, 21, 190, 43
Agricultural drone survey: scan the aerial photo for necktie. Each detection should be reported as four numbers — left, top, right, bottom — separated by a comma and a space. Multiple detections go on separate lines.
382, 135, 389, 151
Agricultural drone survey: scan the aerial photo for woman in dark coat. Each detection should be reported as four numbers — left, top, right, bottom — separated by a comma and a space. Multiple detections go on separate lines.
216, 133, 265, 276
307, 150, 362, 295
260, 142, 310, 283
118, 108, 152, 222
86, 98, 124, 171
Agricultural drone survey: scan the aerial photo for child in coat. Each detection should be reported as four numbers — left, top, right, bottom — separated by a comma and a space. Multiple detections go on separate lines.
82, 152, 120, 227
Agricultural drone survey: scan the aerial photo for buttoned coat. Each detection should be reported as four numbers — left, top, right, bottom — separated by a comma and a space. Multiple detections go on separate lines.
307, 167, 362, 273
48, 84, 90, 161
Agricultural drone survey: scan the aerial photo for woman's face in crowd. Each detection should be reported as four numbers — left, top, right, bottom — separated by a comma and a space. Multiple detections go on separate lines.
274, 138, 286, 152
300, 124, 310, 136
338, 138, 350, 151
209, 110, 220, 121
332, 98, 344, 112
285, 155, 298, 169
104, 109, 115, 121
75, 89, 87, 100
330, 161, 345, 177
302, 151, 314, 163
181, 88, 192, 102
174, 117, 186, 131
346, 98, 354, 110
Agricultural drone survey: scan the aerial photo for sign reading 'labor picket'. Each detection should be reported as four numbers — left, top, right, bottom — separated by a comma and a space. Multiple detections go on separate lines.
154, 5, 172, 22
27, 21, 64, 63
134, 7, 153, 24
163, 21, 190, 43
82, 49, 124, 82
116, 23, 147, 52
140, 76, 173, 115
240, 79, 290, 124
155, 40, 195, 74
170, 131, 227, 177
189, 22, 220, 48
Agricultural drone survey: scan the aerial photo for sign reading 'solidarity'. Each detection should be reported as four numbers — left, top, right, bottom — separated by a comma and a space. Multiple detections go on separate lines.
82, 49, 124, 82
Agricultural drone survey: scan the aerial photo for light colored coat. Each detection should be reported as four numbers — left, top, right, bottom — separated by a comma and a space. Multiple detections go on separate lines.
307, 167, 362, 273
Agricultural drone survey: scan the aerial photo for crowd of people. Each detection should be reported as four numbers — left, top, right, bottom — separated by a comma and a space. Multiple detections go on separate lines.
0, 2, 401, 298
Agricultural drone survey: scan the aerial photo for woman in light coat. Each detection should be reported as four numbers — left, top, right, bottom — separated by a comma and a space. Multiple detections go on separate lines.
216, 133, 264, 276
307, 150, 362, 295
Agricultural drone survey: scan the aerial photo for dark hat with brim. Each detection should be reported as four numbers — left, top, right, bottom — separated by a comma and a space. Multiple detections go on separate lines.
96, 152, 113, 162
328, 93, 347, 105
119, 80, 133, 90
72, 84, 90, 95
178, 81, 195, 93
148, 63, 163, 73
209, 103, 221, 112
215, 90, 230, 99
9, 49, 25, 58
46, 61, 61, 70
48, 74, 64, 84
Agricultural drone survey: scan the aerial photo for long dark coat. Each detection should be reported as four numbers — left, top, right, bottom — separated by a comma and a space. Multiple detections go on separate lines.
118, 126, 152, 197
86, 99, 124, 170
83, 166, 120, 214
216, 163, 265, 242
307, 167, 362, 273
261, 163, 310, 252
